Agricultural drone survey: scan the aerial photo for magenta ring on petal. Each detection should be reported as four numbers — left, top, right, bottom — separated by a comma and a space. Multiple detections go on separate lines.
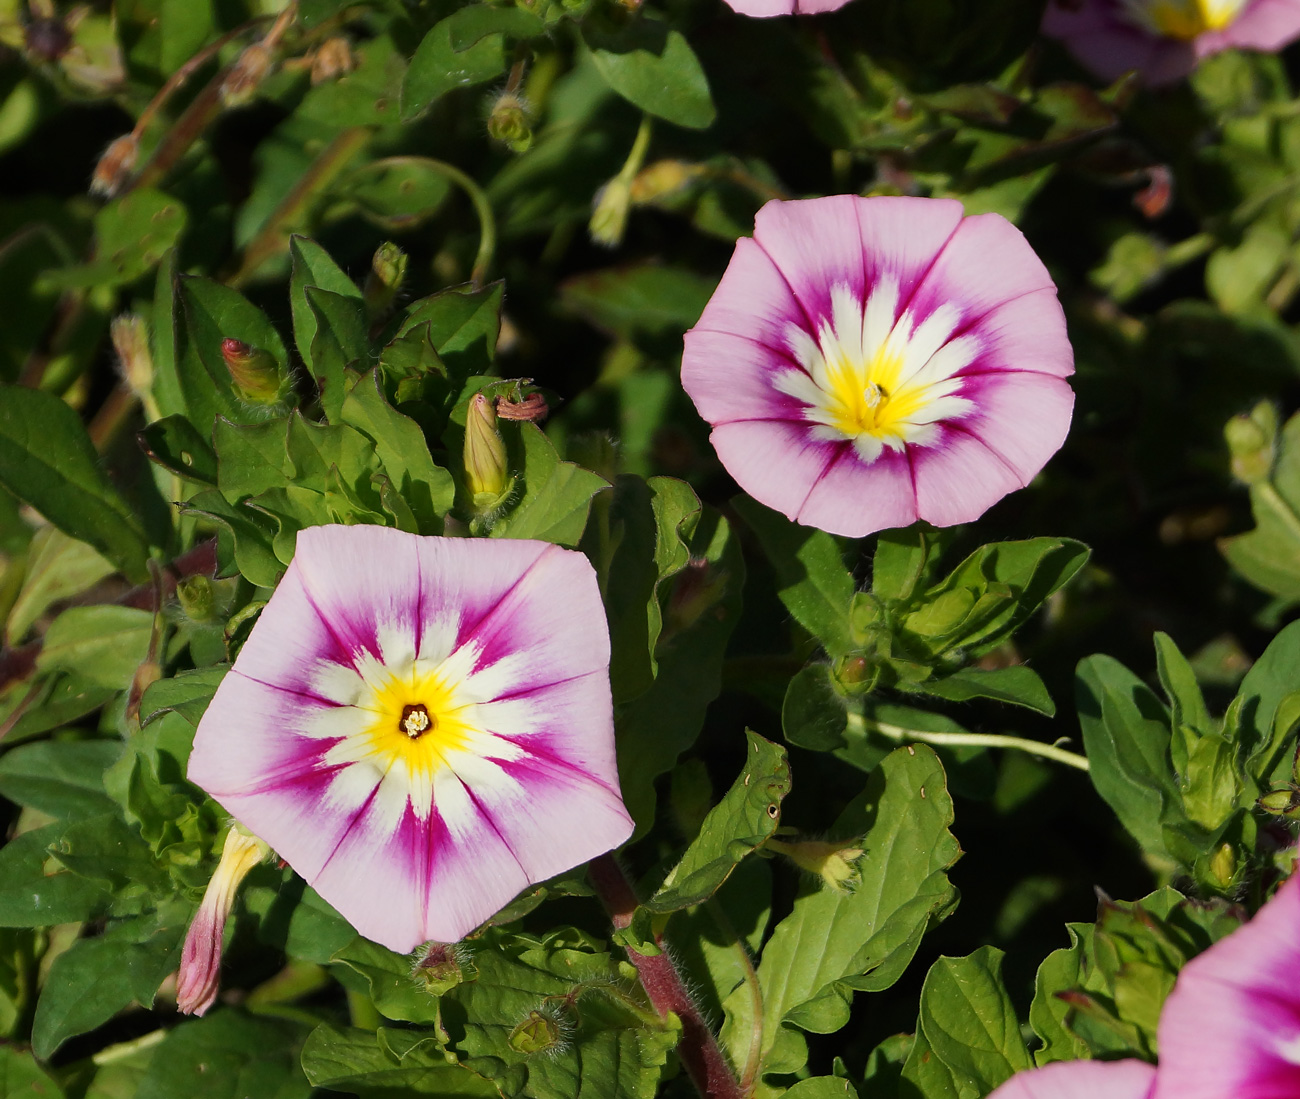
681, 195, 1075, 539
187, 525, 634, 953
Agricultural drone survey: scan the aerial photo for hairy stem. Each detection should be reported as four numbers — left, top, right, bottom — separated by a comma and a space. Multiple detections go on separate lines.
854, 713, 1091, 771
588, 854, 744, 1099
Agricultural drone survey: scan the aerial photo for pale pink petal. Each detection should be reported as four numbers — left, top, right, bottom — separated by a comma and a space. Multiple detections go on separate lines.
691, 237, 807, 351
681, 329, 810, 426
961, 289, 1075, 379
710, 419, 838, 521
1225, 0, 1300, 49
721, 0, 795, 15
855, 196, 965, 308
912, 427, 1025, 527
1154, 873, 1300, 1099
796, 446, 919, 538
176, 904, 222, 1016
795, 0, 853, 11
753, 196, 869, 322
990, 1060, 1156, 1099
952, 373, 1075, 483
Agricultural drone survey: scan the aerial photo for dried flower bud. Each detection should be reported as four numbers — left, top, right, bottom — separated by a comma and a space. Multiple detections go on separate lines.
110, 313, 153, 403
363, 242, 407, 320
487, 92, 534, 154
496, 391, 548, 423
310, 36, 356, 85
629, 159, 702, 206
464, 393, 510, 508
221, 42, 275, 107
90, 133, 138, 198
221, 338, 285, 405
590, 177, 633, 248
766, 835, 864, 893
177, 575, 217, 623
1225, 402, 1278, 486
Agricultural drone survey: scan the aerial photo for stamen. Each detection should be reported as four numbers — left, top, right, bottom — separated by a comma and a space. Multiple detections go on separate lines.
401, 703, 432, 738
863, 382, 886, 410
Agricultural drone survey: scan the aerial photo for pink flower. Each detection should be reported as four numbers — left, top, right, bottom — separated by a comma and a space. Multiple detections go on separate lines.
188, 525, 634, 953
681, 196, 1074, 538
989, 1060, 1156, 1099
1043, 0, 1300, 85
1154, 871, 1300, 1097
720, 0, 852, 18
177, 827, 269, 1016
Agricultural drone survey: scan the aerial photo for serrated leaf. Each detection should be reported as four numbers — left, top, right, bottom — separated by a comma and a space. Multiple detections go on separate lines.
730, 746, 960, 1084
648, 732, 790, 913
0, 385, 150, 582
584, 23, 715, 130
733, 497, 855, 657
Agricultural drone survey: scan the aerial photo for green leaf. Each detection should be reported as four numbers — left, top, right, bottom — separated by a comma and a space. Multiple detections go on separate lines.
0, 1047, 64, 1098
733, 497, 855, 657
40, 188, 186, 291
1075, 654, 1179, 858
783, 663, 850, 753
730, 746, 960, 1083
137, 414, 219, 485
31, 910, 185, 1058
288, 235, 362, 366
904, 665, 1056, 716
331, 937, 442, 1025
784, 1079, 859, 1099
1154, 631, 1213, 735
1028, 924, 1091, 1065
35, 605, 153, 690
181, 489, 282, 589
0, 675, 117, 750
398, 283, 504, 382
0, 823, 111, 927
0, 740, 119, 819
139, 666, 227, 727
647, 731, 790, 913
898, 1018, 960, 1099
401, 13, 510, 121
560, 265, 713, 339
913, 948, 1031, 1093
150, 248, 186, 420
492, 423, 609, 546
1240, 620, 1300, 784
1220, 409, 1300, 599
301, 1024, 500, 1096
341, 160, 454, 230
448, 7, 544, 49
341, 370, 455, 532
307, 286, 370, 423
871, 528, 930, 603
245, 875, 357, 966
584, 23, 716, 130
0, 385, 150, 581
5, 527, 115, 645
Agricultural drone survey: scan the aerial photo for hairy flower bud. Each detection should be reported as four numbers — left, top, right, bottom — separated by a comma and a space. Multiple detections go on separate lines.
411, 942, 474, 994
310, 36, 356, 85
487, 92, 534, 154
90, 133, 138, 198
177, 827, 270, 1015
766, 835, 864, 893
510, 1009, 564, 1055
1225, 402, 1277, 486
110, 313, 154, 409
221, 338, 285, 405
589, 177, 633, 249
363, 243, 407, 321
177, 575, 217, 623
464, 393, 510, 508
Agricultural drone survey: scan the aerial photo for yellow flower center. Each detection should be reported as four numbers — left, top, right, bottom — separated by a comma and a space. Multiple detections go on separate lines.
820, 347, 934, 443
357, 663, 477, 782
1124, 0, 1247, 38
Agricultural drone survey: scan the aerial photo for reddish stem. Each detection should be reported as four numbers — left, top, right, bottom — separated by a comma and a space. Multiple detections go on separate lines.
588, 853, 744, 1099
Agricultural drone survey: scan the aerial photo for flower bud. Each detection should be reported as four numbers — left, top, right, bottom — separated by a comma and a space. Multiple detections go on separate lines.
1259, 788, 1300, 816
110, 313, 154, 406
411, 941, 474, 994
363, 243, 407, 321
1208, 842, 1236, 890
24, 17, 72, 63
177, 827, 270, 1015
177, 575, 217, 623
766, 836, 864, 893
90, 133, 138, 198
220, 338, 284, 405
496, 391, 548, 423
1225, 402, 1277, 486
221, 42, 274, 107
629, 159, 702, 206
589, 177, 633, 249
464, 393, 510, 508
487, 92, 534, 154
509, 1009, 565, 1055
309, 36, 356, 85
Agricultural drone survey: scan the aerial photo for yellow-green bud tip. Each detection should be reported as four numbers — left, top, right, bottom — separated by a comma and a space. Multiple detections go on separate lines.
464, 392, 510, 507
590, 178, 633, 249
767, 836, 864, 894
1225, 402, 1277, 486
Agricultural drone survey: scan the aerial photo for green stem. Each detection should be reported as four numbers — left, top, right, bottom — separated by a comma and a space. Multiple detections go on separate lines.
350, 156, 498, 288
854, 714, 1091, 772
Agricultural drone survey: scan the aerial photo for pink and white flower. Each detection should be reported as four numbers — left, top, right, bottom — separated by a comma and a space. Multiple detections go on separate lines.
681, 196, 1073, 538
188, 525, 634, 953
720, 0, 852, 19
989, 1060, 1155, 1099
1154, 870, 1300, 1097
1043, 0, 1300, 85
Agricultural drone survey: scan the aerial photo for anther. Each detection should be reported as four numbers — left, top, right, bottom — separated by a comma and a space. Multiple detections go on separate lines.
401, 704, 432, 738
863, 382, 886, 410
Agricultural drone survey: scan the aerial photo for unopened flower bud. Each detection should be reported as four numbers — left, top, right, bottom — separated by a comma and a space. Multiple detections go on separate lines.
221, 42, 274, 107
509, 1009, 564, 1055
1225, 402, 1278, 486
411, 941, 473, 994
590, 177, 633, 248
1208, 842, 1236, 890
496, 390, 548, 423
487, 92, 534, 154
177, 575, 217, 623
766, 835, 864, 893
1259, 788, 1300, 816
363, 243, 407, 321
90, 133, 138, 198
629, 159, 702, 206
177, 827, 270, 1015
309, 36, 356, 85
464, 393, 510, 508
110, 313, 154, 405
834, 654, 876, 693
24, 17, 72, 63
220, 338, 284, 405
